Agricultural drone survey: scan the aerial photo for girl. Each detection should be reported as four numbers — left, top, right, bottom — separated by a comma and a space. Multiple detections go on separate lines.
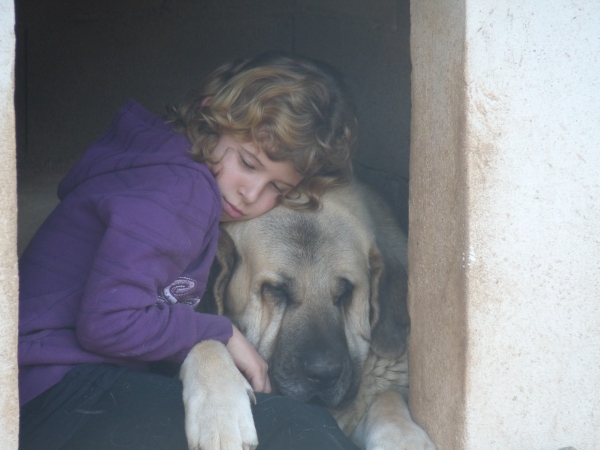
18, 52, 360, 449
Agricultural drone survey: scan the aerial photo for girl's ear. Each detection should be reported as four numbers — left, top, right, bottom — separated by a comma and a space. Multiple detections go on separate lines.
201, 96, 213, 107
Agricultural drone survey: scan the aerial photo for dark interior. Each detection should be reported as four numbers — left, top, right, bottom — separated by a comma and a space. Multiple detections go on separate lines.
15, 0, 412, 234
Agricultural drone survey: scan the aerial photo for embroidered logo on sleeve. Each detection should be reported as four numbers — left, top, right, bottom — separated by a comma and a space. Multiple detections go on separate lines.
157, 277, 201, 307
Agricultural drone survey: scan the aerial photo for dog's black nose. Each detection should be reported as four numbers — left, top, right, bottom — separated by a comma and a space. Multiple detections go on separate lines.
303, 353, 342, 389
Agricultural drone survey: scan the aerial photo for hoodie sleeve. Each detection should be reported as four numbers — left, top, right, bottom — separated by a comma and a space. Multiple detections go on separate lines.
74, 169, 232, 364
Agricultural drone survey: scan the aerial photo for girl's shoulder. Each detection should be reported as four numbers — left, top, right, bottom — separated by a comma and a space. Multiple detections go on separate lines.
59, 100, 218, 202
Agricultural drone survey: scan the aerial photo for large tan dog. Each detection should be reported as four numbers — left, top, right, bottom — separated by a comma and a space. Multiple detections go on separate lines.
180, 181, 436, 450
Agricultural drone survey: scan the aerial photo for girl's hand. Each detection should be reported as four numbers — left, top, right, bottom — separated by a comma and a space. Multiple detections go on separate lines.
226, 325, 272, 393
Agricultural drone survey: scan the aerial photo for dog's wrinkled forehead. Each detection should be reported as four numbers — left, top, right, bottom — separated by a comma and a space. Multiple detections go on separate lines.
268, 214, 324, 263
266, 211, 362, 265
226, 205, 369, 281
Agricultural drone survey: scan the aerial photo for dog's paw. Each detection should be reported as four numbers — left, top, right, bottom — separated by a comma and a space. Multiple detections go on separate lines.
359, 390, 437, 450
397, 425, 437, 450
181, 340, 258, 450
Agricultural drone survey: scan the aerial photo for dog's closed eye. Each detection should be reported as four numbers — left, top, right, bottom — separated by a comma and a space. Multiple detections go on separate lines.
334, 278, 354, 307
261, 282, 292, 306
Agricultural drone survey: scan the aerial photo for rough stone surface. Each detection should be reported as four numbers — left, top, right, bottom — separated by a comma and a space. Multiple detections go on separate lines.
410, 0, 600, 448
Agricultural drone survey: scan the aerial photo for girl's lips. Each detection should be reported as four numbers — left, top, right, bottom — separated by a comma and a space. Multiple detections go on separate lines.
223, 198, 244, 219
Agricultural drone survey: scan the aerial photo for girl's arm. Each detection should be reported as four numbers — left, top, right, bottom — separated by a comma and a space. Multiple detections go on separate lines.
75, 176, 231, 363
227, 325, 272, 393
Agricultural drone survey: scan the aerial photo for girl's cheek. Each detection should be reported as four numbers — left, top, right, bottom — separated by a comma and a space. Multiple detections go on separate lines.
271, 192, 282, 207
262, 195, 279, 214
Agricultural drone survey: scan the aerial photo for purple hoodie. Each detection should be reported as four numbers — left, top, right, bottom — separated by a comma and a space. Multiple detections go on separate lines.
18, 100, 233, 406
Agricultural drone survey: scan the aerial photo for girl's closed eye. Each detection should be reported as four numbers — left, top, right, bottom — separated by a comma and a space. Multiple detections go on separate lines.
239, 153, 254, 170
271, 182, 285, 194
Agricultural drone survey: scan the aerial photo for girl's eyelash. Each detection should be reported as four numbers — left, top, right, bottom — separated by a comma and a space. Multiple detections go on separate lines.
239, 155, 254, 169
271, 182, 285, 194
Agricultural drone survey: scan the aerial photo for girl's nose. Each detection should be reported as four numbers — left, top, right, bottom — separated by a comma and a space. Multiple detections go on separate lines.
240, 181, 263, 204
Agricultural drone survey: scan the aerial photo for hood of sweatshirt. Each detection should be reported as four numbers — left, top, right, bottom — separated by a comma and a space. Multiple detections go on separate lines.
58, 99, 205, 199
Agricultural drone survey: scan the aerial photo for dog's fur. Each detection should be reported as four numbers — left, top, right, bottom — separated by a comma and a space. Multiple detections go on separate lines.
180, 181, 436, 450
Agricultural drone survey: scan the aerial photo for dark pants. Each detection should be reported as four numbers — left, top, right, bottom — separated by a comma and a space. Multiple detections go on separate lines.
20, 364, 360, 450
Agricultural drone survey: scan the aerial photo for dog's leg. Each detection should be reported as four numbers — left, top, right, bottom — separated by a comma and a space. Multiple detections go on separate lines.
351, 389, 436, 450
180, 340, 258, 450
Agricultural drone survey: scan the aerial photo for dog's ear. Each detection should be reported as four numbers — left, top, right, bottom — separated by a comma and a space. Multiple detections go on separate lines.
368, 244, 410, 359
199, 227, 239, 316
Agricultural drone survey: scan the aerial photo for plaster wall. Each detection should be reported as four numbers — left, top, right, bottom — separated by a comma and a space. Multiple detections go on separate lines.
464, 2, 600, 448
410, 0, 600, 448
0, 0, 19, 448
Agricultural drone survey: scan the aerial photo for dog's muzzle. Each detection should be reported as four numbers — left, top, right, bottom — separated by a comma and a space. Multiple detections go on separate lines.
270, 333, 359, 408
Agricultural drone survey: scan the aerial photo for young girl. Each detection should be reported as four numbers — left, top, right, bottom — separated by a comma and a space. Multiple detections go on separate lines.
18, 52, 361, 449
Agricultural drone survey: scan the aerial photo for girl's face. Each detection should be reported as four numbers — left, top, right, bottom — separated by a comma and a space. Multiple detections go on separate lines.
207, 134, 304, 222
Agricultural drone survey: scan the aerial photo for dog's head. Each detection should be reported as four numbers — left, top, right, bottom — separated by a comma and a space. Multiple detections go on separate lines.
205, 183, 410, 408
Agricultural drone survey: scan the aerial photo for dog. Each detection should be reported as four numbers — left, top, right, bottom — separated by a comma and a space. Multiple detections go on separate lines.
180, 180, 436, 450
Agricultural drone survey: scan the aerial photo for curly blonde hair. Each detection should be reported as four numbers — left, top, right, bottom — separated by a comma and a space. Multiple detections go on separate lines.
168, 51, 357, 210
